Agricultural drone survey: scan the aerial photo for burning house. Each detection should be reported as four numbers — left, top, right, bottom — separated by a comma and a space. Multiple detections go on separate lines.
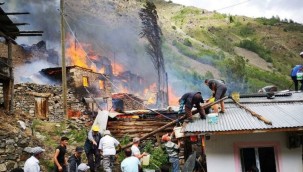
41, 65, 112, 111
112, 93, 144, 112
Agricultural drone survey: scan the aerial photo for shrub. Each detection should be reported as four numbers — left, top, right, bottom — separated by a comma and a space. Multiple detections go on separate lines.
256, 16, 280, 26
183, 38, 192, 47
142, 141, 168, 170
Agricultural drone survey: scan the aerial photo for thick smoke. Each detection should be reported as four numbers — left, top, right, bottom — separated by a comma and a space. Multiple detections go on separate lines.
5, 0, 60, 49
4, 0, 157, 86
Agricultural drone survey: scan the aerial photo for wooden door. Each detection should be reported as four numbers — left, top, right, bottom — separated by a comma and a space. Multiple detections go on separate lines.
34, 97, 48, 120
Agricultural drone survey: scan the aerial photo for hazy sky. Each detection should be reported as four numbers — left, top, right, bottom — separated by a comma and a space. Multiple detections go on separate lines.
171, 0, 303, 24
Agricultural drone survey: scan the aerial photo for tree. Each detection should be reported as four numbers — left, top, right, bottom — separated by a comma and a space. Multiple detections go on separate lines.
139, 0, 168, 108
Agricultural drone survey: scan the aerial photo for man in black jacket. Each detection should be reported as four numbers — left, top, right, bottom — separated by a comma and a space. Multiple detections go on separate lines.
178, 92, 206, 122
68, 146, 83, 172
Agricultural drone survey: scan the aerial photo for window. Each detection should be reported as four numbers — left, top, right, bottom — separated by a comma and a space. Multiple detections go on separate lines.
240, 147, 277, 172
99, 80, 105, 90
234, 142, 281, 172
83, 76, 89, 87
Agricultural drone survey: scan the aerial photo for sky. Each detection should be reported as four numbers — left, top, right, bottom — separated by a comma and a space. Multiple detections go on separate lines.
171, 0, 303, 24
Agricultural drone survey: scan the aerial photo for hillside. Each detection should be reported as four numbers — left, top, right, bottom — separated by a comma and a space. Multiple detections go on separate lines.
65, 0, 303, 95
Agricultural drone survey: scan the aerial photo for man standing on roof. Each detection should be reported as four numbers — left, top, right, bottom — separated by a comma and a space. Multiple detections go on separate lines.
53, 136, 69, 172
131, 137, 148, 160
204, 79, 227, 113
24, 147, 45, 172
84, 125, 102, 172
178, 92, 206, 122
99, 130, 121, 172
290, 52, 303, 92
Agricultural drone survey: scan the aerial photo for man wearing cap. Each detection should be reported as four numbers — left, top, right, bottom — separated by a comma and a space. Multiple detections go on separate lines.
54, 136, 69, 172
98, 130, 121, 172
68, 146, 83, 172
84, 125, 102, 172
24, 147, 45, 172
162, 133, 180, 172
131, 137, 147, 160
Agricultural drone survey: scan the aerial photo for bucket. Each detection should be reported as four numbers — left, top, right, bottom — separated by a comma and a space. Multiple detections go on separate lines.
173, 126, 184, 138
142, 154, 150, 166
207, 113, 218, 124
231, 92, 240, 102
297, 72, 303, 80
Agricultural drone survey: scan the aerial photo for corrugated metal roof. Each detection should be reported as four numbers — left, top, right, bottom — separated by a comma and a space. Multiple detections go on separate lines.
185, 92, 303, 133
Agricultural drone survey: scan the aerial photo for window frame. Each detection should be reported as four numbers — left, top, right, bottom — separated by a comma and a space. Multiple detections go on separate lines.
233, 142, 282, 172
82, 76, 89, 87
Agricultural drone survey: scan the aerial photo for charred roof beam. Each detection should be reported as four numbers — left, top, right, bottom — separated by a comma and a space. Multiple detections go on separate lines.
0, 12, 30, 15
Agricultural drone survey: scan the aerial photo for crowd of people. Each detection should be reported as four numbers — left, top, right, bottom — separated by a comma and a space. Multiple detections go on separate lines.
19, 127, 185, 172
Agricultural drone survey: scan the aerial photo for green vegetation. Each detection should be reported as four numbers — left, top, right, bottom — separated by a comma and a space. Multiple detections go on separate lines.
172, 7, 201, 21
142, 140, 168, 170
237, 23, 256, 37
256, 16, 281, 26
183, 38, 192, 47
238, 39, 272, 62
246, 66, 292, 91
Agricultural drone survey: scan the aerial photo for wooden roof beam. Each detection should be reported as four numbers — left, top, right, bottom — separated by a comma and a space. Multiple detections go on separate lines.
1, 12, 30, 15
7, 31, 44, 34
13, 34, 42, 36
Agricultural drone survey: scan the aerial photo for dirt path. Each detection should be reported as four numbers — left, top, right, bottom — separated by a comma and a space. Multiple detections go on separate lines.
234, 47, 272, 71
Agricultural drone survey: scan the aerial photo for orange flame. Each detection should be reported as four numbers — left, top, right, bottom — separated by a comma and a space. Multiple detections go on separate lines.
168, 85, 179, 106
144, 83, 157, 105
112, 63, 124, 76
66, 35, 90, 69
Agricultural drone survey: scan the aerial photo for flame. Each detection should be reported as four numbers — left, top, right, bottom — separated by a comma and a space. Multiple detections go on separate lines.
66, 35, 90, 69
112, 63, 124, 76
168, 85, 179, 106
144, 83, 157, 105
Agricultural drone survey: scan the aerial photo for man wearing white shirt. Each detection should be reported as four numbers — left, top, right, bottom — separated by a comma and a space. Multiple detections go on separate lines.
131, 137, 147, 160
24, 147, 45, 172
98, 130, 120, 172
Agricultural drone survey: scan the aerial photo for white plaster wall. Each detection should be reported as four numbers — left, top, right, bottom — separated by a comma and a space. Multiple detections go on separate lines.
205, 132, 302, 172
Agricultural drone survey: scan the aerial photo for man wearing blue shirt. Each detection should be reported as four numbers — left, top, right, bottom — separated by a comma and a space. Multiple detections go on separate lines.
290, 64, 303, 91
121, 148, 141, 172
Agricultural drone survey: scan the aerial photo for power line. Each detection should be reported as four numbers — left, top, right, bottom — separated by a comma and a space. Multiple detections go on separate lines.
215, 0, 251, 12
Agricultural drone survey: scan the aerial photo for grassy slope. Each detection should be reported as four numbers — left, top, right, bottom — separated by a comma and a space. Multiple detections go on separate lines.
155, 0, 303, 92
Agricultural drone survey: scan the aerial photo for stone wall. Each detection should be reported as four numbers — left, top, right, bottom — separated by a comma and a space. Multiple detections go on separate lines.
14, 83, 87, 121
0, 128, 32, 172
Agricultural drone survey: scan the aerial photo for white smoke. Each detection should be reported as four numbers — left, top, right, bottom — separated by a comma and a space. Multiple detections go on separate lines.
14, 60, 57, 85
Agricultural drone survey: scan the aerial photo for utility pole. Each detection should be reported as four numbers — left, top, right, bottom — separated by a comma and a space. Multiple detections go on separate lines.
60, 0, 68, 119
